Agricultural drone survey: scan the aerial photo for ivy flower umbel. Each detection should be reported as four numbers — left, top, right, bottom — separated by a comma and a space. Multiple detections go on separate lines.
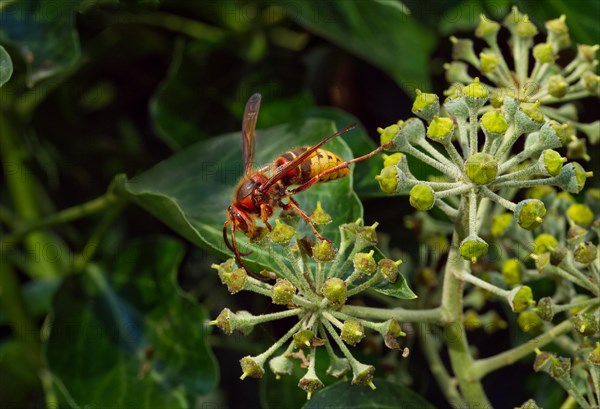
209, 208, 412, 399
376, 77, 593, 265
445, 7, 599, 146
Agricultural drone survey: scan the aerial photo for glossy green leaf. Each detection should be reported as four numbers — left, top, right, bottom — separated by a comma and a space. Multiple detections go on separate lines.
371, 268, 417, 300
45, 237, 218, 407
0, 0, 84, 85
113, 119, 363, 273
303, 379, 436, 409
270, 0, 436, 94
0, 45, 13, 87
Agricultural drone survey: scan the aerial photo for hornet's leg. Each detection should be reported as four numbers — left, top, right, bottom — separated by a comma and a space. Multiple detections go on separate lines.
260, 203, 273, 230
282, 197, 329, 242
230, 222, 270, 282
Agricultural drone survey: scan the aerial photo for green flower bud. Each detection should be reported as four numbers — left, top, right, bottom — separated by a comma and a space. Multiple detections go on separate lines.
350, 362, 376, 389
312, 240, 336, 262
310, 201, 332, 225
503, 6, 526, 31
353, 250, 377, 275
567, 203, 594, 226
465, 153, 498, 185
211, 308, 234, 334
443, 90, 469, 117
416, 267, 438, 288
450, 36, 478, 65
515, 199, 546, 230
240, 356, 265, 379
409, 184, 435, 211
383, 320, 407, 350
548, 120, 571, 146
480, 110, 508, 137
479, 52, 499, 74
517, 399, 541, 409
381, 152, 405, 167
326, 355, 351, 378
464, 309, 481, 330
572, 313, 598, 336
533, 350, 554, 373
588, 343, 600, 366
270, 219, 295, 244
379, 118, 426, 150
546, 75, 569, 98
462, 78, 489, 110
567, 137, 591, 162
491, 213, 513, 237
546, 15, 571, 51
211, 258, 237, 276
581, 71, 600, 95
459, 235, 489, 264
293, 330, 315, 349
533, 233, 558, 254
503, 96, 520, 123
341, 320, 365, 346
271, 279, 296, 305
377, 124, 400, 145
218, 267, 247, 294
426, 116, 454, 141
501, 258, 523, 286
532, 43, 556, 63
578, 44, 599, 63
574, 242, 598, 265
378, 259, 402, 283
567, 225, 588, 244
269, 354, 294, 379
548, 356, 571, 379
355, 222, 380, 247
541, 149, 566, 176
321, 277, 347, 305
515, 101, 544, 133
509, 285, 535, 312
555, 162, 593, 193
376, 165, 400, 194
444, 62, 473, 85
515, 16, 538, 37
475, 14, 500, 39
536, 297, 554, 321
298, 372, 324, 400
412, 89, 440, 122
517, 311, 543, 334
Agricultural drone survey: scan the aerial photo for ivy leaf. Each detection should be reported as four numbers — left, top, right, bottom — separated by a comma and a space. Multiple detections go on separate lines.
112, 118, 363, 273
304, 379, 436, 409
0, 45, 13, 86
0, 0, 85, 85
269, 0, 436, 94
45, 237, 218, 407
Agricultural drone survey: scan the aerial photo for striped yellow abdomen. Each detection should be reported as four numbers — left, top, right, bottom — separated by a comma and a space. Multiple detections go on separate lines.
278, 147, 349, 185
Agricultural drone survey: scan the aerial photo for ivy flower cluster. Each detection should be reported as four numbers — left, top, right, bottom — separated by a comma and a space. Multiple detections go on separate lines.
209, 206, 410, 399
445, 7, 599, 147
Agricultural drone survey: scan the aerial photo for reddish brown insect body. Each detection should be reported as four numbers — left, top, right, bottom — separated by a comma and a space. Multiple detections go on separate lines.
223, 93, 388, 279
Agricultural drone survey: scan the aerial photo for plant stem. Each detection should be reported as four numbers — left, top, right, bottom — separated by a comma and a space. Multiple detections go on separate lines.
441, 239, 491, 406
1, 193, 121, 250
469, 319, 573, 380
0, 258, 42, 370
418, 324, 464, 406
340, 305, 450, 325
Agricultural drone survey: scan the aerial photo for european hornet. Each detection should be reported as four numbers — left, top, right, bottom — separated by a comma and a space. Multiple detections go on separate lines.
223, 93, 389, 278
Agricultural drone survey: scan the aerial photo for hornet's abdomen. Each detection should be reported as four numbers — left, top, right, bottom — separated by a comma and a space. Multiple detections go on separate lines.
275, 147, 349, 186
